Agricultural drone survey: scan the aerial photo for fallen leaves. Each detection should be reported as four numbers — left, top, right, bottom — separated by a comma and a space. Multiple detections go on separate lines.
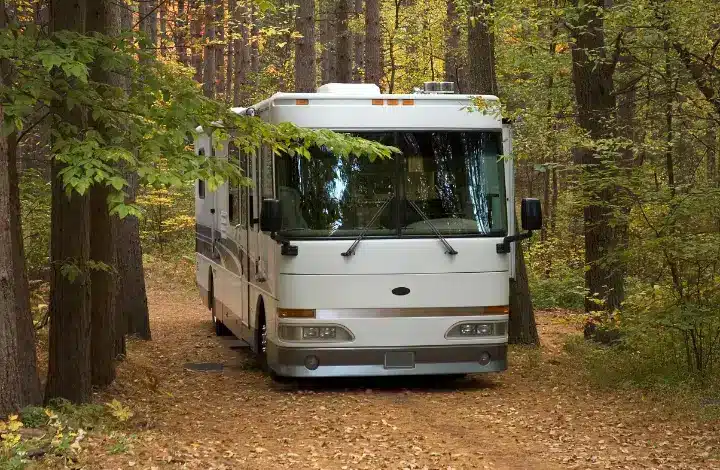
70, 287, 720, 470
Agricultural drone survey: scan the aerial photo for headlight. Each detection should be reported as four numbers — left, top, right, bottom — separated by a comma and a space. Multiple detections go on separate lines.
446, 321, 506, 338
279, 324, 354, 342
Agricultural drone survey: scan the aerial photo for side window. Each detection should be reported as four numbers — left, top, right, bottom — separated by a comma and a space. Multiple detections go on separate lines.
239, 151, 248, 227
198, 148, 206, 199
261, 146, 274, 199
228, 142, 240, 225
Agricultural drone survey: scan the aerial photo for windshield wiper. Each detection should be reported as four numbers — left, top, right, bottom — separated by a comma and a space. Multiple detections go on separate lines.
341, 195, 393, 257
406, 200, 458, 255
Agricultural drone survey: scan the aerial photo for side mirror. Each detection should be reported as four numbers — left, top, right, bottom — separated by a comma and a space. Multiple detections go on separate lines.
260, 199, 282, 233
521, 198, 542, 231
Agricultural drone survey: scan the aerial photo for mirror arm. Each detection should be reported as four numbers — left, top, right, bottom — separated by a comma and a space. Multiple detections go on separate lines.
496, 230, 533, 254
270, 232, 299, 256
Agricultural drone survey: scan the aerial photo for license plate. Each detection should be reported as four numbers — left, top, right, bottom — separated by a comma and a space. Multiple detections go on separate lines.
384, 351, 415, 369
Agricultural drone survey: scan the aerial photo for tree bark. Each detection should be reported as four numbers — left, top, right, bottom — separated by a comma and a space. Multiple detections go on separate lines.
87, 0, 121, 387
569, 0, 623, 313
364, 0, 381, 86
119, 0, 151, 342
467, 0, 497, 95
295, 0, 316, 91
0, 2, 42, 411
176, 0, 189, 64
335, 0, 351, 82
226, 0, 235, 102
444, 0, 461, 88
215, 0, 225, 96
191, 0, 203, 82
233, 0, 250, 105
45, 0, 93, 405
320, 2, 336, 83
352, 0, 363, 82
466, 0, 537, 344
0, 97, 23, 418
139, 0, 158, 49
509, 225, 539, 345
250, 3, 259, 74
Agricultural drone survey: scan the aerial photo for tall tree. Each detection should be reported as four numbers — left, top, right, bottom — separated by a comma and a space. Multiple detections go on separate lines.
45, 0, 93, 403
87, 0, 120, 387
568, 0, 623, 312
203, 0, 217, 97
0, 1, 42, 413
233, 0, 250, 105
176, 0, 189, 65
467, 0, 497, 95
294, 0, 316, 91
444, 0, 461, 88
352, 0, 363, 82
226, 0, 235, 101
215, 0, 225, 96
335, 0, 351, 82
117, 0, 151, 342
191, 1, 203, 82
364, 0, 381, 85
139, 0, 158, 50
466, 0, 538, 344
0, 99, 22, 417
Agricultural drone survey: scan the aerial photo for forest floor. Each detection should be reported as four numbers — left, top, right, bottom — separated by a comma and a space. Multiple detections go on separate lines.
55, 284, 720, 469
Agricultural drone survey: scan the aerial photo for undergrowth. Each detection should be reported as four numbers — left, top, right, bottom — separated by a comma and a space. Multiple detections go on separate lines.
0, 399, 134, 469
564, 335, 720, 420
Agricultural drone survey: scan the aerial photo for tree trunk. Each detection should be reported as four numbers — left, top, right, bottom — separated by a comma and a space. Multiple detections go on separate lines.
117, 182, 150, 343
467, 0, 497, 95
0, 2, 42, 411
250, 3, 259, 74
89, 184, 117, 386
364, 0, 381, 86
320, 3, 336, 83
215, 0, 225, 96
335, 0, 351, 82
159, 2, 168, 55
0, 97, 23, 418
295, 0, 316, 91
139, 0, 158, 49
466, 0, 537, 344
203, 0, 217, 97
444, 0, 461, 88
176, 0, 189, 64
191, 1, 203, 82
120, 0, 152, 342
233, 0, 250, 105
569, 0, 623, 313
45, 0, 93, 405
226, 0, 235, 102
352, 0, 363, 82
87, 0, 122, 387
509, 228, 539, 345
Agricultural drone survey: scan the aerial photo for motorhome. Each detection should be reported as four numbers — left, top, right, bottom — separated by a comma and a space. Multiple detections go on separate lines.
194, 82, 541, 378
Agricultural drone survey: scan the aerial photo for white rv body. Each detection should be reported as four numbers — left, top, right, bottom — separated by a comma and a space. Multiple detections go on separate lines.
195, 83, 517, 377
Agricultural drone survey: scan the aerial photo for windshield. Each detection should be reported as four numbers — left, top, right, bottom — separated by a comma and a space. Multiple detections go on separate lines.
274, 131, 507, 238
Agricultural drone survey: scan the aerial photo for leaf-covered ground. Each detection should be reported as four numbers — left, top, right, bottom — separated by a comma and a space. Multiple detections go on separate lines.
70, 287, 720, 469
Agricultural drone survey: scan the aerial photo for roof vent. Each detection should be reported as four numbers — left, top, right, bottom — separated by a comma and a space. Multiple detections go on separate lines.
414, 81, 455, 94
316, 83, 381, 95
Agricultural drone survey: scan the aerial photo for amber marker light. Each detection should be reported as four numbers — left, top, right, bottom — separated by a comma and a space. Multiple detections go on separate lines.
278, 308, 316, 318
295, 99, 309, 105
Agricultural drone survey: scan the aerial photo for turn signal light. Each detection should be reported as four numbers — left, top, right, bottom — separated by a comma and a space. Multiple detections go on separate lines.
278, 308, 316, 318
484, 306, 509, 315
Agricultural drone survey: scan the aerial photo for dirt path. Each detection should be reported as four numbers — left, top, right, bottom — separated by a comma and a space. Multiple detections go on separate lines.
83, 287, 719, 470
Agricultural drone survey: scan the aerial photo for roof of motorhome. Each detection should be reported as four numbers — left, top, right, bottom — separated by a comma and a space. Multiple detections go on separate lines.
229, 83, 502, 131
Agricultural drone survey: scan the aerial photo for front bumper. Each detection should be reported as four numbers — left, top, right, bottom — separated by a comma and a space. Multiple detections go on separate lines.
266, 343, 507, 377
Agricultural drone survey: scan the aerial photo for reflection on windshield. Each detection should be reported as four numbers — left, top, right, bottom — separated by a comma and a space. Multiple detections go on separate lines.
274, 132, 506, 238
